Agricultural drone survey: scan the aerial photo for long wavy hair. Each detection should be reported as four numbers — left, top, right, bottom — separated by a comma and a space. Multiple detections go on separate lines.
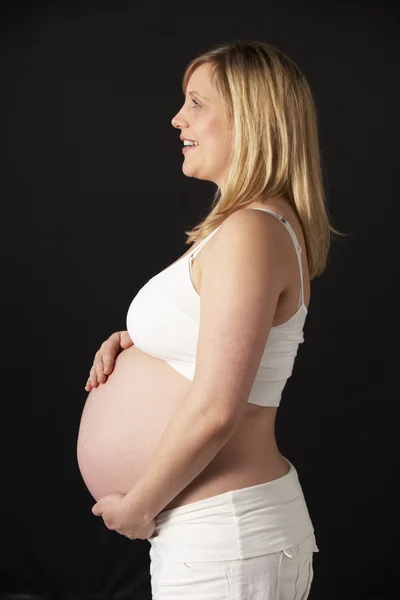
181, 39, 345, 279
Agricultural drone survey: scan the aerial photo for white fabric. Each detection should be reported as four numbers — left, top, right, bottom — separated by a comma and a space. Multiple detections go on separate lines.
126, 208, 307, 407
148, 458, 319, 599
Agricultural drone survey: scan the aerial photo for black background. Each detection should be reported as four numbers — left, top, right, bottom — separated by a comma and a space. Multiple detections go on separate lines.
1, 0, 398, 598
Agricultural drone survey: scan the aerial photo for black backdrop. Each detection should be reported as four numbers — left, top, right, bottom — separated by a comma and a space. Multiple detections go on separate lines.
1, 0, 397, 598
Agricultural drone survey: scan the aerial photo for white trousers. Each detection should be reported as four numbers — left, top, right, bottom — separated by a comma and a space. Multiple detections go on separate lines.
148, 458, 319, 599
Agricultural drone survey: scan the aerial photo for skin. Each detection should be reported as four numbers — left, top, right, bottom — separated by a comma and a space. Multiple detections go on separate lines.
83, 63, 308, 530
171, 62, 233, 190
85, 64, 283, 392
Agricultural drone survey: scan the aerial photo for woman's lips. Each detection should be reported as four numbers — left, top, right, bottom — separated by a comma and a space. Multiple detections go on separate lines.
182, 145, 198, 153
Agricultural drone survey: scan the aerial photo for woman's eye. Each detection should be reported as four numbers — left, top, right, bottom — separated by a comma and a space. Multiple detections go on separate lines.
192, 98, 201, 108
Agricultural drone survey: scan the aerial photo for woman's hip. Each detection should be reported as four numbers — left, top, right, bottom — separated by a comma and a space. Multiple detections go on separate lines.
148, 457, 319, 563
149, 533, 317, 600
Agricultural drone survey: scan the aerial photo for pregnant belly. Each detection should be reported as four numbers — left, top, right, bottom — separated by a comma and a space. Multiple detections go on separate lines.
76, 345, 192, 501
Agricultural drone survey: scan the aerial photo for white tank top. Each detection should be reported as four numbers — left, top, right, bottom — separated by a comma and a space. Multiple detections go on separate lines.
126, 207, 307, 407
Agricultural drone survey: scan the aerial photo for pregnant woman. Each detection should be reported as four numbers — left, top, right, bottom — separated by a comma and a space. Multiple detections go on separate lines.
77, 39, 337, 599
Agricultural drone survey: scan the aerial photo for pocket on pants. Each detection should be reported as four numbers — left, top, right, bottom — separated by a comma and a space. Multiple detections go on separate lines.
151, 557, 231, 599
183, 559, 232, 574
298, 555, 314, 600
277, 547, 314, 600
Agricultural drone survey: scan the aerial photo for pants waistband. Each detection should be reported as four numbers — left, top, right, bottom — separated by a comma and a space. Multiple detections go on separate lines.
148, 458, 319, 562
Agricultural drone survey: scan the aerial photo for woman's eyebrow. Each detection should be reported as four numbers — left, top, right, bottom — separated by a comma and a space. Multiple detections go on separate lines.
187, 90, 209, 101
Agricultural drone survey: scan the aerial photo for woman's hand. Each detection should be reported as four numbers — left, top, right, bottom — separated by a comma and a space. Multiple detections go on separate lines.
92, 492, 156, 540
85, 330, 134, 391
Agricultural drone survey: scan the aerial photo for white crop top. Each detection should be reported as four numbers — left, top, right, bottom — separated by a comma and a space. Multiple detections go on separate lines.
126, 208, 308, 407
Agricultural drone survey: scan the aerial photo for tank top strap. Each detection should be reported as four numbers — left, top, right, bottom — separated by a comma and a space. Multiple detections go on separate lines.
247, 207, 304, 309
189, 226, 221, 260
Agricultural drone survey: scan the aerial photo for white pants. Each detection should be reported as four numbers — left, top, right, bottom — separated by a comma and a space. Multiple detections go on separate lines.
148, 458, 319, 599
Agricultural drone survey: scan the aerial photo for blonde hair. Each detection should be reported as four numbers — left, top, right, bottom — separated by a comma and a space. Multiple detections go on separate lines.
181, 39, 346, 279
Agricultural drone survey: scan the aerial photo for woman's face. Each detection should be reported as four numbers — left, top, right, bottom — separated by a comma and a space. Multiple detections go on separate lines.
171, 62, 232, 190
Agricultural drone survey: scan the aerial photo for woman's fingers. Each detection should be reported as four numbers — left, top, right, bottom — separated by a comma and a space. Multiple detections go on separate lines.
89, 363, 99, 387
85, 352, 112, 390
95, 358, 108, 383
102, 356, 114, 375
102, 332, 123, 374
120, 330, 134, 349
85, 331, 126, 392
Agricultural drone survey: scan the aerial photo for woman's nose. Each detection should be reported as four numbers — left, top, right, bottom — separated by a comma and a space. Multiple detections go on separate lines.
171, 111, 187, 129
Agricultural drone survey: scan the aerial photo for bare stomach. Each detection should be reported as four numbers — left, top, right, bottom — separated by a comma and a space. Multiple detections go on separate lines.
76, 345, 289, 514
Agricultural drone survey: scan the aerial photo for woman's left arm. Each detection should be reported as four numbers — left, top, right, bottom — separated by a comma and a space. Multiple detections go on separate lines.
124, 210, 284, 525
124, 392, 235, 524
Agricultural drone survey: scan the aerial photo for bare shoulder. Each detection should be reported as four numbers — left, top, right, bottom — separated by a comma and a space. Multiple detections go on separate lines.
209, 206, 291, 248
199, 207, 290, 290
